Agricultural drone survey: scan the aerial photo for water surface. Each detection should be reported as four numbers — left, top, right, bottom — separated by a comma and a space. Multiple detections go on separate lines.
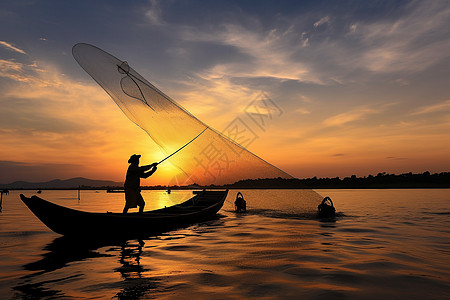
0, 189, 449, 299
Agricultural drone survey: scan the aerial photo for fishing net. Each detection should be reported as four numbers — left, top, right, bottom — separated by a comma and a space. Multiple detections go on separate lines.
72, 43, 294, 186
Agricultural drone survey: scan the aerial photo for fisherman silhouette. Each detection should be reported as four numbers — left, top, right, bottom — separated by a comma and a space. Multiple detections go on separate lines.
123, 154, 157, 214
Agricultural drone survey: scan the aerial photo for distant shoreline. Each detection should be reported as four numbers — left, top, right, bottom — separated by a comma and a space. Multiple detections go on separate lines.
1, 171, 448, 190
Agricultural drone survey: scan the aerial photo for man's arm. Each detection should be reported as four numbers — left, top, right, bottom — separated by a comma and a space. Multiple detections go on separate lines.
141, 164, 157, 178
139, 162, 158, 172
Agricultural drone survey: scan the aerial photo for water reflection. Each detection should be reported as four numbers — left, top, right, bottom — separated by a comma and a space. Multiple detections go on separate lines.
13, 236, 162, 299
23, 236, 114, 274
116, 240, 146, 279
13, 236, 115, 299
114, 240, 164, 299
230, 208, 327, 221
13, 276, 70, 299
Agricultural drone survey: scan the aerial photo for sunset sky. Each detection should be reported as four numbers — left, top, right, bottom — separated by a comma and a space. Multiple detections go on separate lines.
1, 0, 449, 184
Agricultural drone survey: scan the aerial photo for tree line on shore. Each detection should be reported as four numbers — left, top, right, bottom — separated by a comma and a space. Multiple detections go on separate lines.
218, 171, 450, 189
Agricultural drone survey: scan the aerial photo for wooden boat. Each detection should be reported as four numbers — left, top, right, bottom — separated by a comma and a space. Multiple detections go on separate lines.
20, 190, 228, 237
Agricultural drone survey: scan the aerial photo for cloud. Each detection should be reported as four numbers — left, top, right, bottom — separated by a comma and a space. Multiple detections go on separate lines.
268, 1, 450, 86
144, 21, 321, 125
133, 0, 449, 96
323, 107, 381, 127
158, 0, 449, 93
295, 107, 311, 115
144, 0, 164, 25
352, 1, 450, 74
385, 156, 408, 160
300, 32, 309, 47
332, 153, 345, 157
411, 99, 450, 115
0, 57, 162, 181
0, 41, 26, 54
314, 16, 330, 27
0, 59, 47, 84
180, 23, 319, 85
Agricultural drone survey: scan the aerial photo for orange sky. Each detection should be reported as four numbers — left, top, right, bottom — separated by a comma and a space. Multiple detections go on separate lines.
0, 1, 449, 185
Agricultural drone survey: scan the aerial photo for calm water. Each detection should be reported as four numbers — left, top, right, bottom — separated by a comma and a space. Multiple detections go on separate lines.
0, 189, 449, 299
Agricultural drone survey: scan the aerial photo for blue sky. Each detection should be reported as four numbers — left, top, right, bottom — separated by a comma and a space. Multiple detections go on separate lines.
1, 0, 449, 183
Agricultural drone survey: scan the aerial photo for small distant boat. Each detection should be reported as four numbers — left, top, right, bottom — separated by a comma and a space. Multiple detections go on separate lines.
37, 190, 42, 194
106, 188, 125, 193
20, 190, 227, 237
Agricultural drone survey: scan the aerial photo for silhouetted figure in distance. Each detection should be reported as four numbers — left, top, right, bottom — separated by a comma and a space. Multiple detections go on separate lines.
317, 196, 336, 218
123, 154, 157, 214
235, 192, 246, 212
0, 189, 8, 212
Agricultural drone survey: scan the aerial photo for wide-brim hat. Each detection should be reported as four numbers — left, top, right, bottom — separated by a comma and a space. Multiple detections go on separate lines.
128, 154, 141, 163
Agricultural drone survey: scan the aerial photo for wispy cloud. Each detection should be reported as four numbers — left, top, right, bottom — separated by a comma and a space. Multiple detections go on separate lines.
385, 156, 408, 160
296, 107, 311, 115
178, 23, 321, 88
314, 16, 330, 27
0, 59, 46, 83
144, 0, 164, 25
412, 99, 450, 115
300, 32, 310, 47
352, 1, 450, 74
323, 107, 382, 127
0, 41, 26, 54
332, 153, 345, 157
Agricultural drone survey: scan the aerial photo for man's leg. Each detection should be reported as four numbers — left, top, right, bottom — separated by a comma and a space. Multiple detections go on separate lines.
138, 193, 145, 213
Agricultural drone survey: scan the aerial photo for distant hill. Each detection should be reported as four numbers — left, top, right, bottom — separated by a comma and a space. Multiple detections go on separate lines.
0, 177, 123, 189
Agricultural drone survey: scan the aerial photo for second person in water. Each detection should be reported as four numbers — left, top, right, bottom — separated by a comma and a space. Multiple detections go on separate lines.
123, 154, 158, 214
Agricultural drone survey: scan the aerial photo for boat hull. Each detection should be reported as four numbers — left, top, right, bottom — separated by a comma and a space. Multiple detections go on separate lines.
20, 190, 227, 237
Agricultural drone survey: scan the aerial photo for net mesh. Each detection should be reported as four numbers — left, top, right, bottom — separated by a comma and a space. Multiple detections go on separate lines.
72, 43, 294, 186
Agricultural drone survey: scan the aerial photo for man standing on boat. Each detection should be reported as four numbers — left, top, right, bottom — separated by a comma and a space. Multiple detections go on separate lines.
123, 154, 158, 214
